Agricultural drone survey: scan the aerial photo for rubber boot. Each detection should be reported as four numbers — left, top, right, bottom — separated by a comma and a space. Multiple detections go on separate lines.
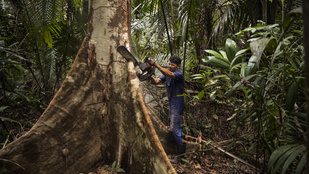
170, 144, 186, 164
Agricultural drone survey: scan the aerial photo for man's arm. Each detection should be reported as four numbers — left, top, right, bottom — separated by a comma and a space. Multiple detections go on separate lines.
151, 61, 176, 79
148, 76, 162, 85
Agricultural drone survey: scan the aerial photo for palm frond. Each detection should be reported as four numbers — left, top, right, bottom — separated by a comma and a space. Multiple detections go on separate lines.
213, 0, 250, 40
19, 0, 83, 48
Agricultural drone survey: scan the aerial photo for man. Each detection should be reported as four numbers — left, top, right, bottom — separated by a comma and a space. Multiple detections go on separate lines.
148, 56, 185, 164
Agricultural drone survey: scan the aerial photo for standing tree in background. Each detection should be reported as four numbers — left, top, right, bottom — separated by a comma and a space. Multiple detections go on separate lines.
0, 0, 177, 173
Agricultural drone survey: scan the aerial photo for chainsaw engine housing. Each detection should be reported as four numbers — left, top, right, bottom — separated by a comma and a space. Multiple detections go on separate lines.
136, 61, 155, 81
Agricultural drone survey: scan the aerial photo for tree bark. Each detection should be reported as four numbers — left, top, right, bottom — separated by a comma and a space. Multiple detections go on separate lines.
0, 0, 177, 173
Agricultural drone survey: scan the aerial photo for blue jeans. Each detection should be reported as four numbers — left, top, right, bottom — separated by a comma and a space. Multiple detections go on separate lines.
169, 102, 184, 146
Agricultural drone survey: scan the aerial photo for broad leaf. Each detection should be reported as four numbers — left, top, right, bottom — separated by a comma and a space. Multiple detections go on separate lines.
0, 106, 9, 112
197, 90, 205, 100
268, 145, 297, 172
219, 50, 228, 60
295, 152, 307, 174
0, 117, 21, 125
286, 82, 298, 111
205, 50, 226, 60
281, 144, 306, 173
225, 38, 240, 62
230, 48, 248, 68
283, 7, 302, 34
240, 63, 248, 77
249, 38, 271, 72
270, 41, 283, 67
246, 55, 258, 75
203, 56, 230, 69
268, 144, 302, 173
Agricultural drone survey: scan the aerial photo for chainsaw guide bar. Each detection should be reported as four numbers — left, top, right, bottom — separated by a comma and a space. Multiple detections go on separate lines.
117, 45, 155, 81
117, 46, 139, 66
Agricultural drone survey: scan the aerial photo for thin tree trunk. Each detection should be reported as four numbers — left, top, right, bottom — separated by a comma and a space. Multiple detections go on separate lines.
183, 0, 192, 76
267, 0, 277, 24
160, 0, 173, 56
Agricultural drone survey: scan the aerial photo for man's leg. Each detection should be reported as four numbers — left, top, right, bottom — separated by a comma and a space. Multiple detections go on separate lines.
170, 114, 185, 163
170, 114, 183, 146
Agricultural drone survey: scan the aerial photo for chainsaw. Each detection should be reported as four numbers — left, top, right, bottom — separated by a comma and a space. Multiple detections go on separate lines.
117, 45, 155, 81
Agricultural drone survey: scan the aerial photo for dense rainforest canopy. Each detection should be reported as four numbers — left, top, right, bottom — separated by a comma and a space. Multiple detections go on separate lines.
0, 0, 306, 173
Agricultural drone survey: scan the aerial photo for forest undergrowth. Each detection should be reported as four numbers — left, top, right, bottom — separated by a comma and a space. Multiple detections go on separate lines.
0, 80, 261, 174
142, 81, 261, 174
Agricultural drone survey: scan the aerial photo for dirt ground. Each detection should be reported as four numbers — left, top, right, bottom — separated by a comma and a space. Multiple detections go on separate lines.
170, 149, 258, 174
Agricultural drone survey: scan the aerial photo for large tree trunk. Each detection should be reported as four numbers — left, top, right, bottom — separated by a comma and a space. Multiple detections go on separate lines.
0, 0, 177, 173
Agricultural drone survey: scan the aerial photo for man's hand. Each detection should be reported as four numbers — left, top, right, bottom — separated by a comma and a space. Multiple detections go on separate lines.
149, 59, 156, 66
148, 76, 162, 85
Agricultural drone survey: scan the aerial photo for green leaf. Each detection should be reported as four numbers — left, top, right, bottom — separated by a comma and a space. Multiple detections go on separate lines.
225, 81, 247, 95
268, 145, 297, 172
227, 113, 237, 121
197, 90, 205, 100
0, 106, 9, 112
235, 49, 249, 57
225, 38, 239, 62
209, 90, 216, 100
230, 49, 248, 68
203, 56, 230, 69
268, 144, 301, 173
219, 50, 228, 60
265, 37, 278, 53
246, 55, 258, 75
270, 41, 282, 67
249, 38, 271, 69
295, 152, 307, 174
212, 74, 229, 79
205, 50, 225, 60
181, 14, 189, 41
253, 75, 265, 87
44, 30, 53, 48
212, 114, 218, 120
281, 144, 306, 174
286, 82, 298, 111
0, 117, 21, 125
181, 159, 189, 163
240, 63, 248, 77
230, 62, 244, 74
238, 110, 255, 123
244, 74, 259, 81
283, 7, 302, 34
116, 168, 125, 172
112, 161, 116, 169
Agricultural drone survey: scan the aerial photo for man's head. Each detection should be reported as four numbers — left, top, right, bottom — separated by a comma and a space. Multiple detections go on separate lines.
168, 55, 181, 72
170, 56, 182, 65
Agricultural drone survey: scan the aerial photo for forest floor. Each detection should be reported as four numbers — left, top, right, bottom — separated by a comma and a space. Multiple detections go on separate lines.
170, 151, 257, 174
88, 83, 261, 174
1, 82, 263, 174
169, 134, 260, 174
167, 113, 260, 174
168, 104, 260, 174
142, 83, 262, 174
